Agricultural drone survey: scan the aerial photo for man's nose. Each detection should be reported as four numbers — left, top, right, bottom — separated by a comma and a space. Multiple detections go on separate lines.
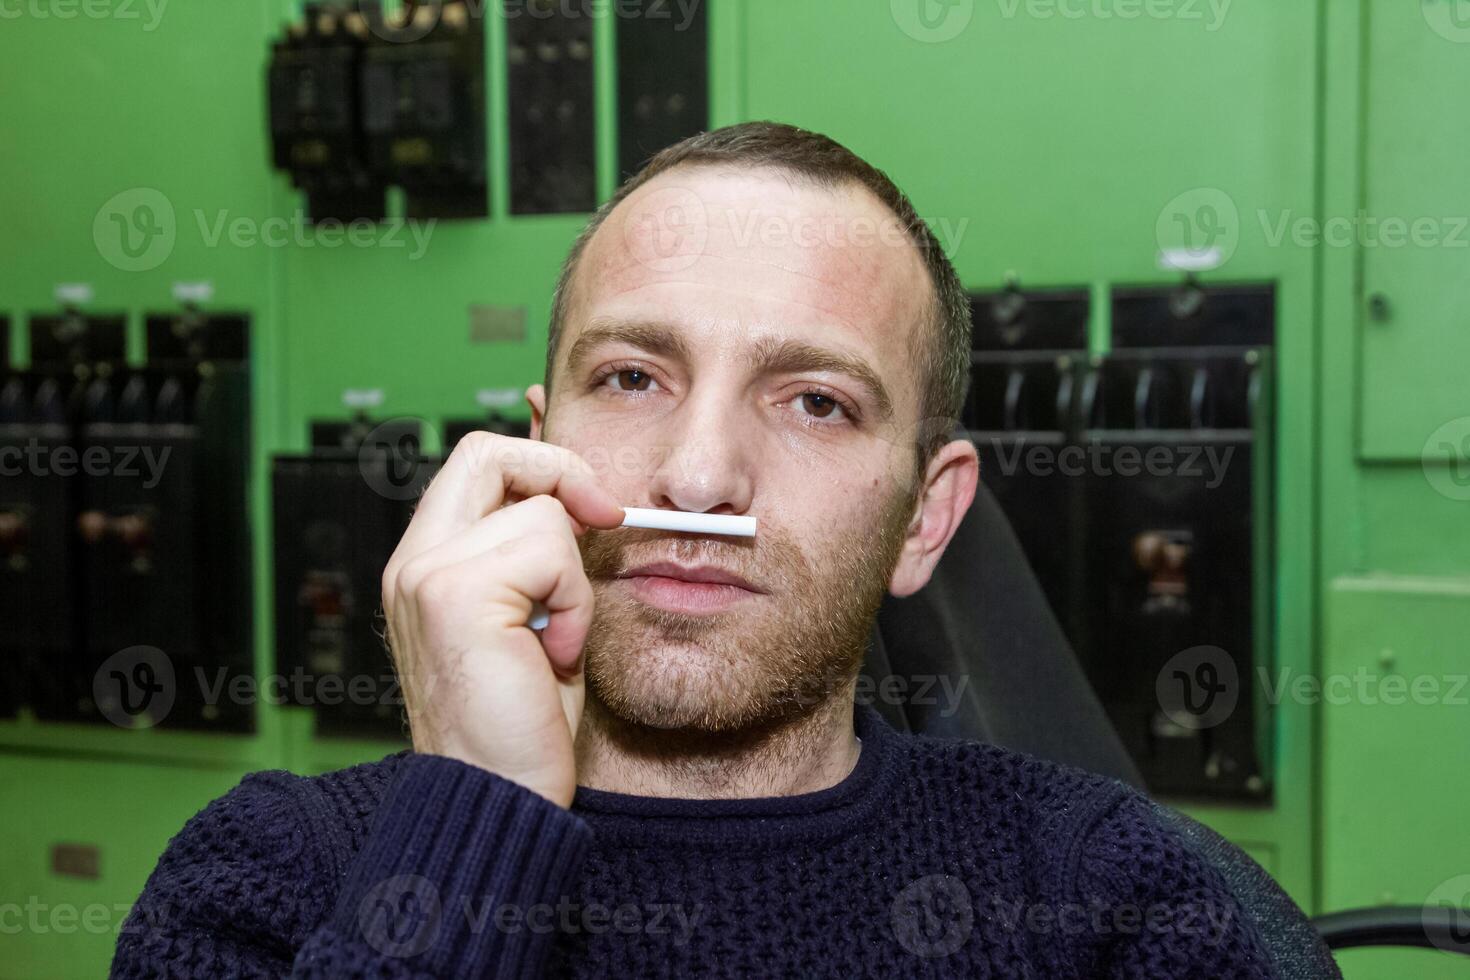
645, 390, 755, 517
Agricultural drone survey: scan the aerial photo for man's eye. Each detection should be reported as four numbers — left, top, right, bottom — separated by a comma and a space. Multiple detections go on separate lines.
796, 392, 845, 421
606, 369, 655, 392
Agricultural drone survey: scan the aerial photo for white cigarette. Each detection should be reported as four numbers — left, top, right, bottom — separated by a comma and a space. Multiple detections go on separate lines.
528, 509, 756, 630
620, 507, 757, 538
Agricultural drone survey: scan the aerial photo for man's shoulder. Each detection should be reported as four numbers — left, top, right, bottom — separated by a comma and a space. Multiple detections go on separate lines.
889, 728, 1140, 836
887, 730, 1254, 908
165, 751, 411, 878
228, 751, 410, 847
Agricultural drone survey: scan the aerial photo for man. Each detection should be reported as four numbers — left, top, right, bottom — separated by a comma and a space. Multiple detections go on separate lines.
113, 122, 1285, 978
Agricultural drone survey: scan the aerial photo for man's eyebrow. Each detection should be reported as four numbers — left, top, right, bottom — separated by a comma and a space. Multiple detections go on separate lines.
744, 335, 894, 422
564, 319, 693, 376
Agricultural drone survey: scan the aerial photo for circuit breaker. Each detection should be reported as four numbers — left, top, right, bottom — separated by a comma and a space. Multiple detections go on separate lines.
963, 282, 1276, 800
267, 4, 385, 222
0, 371, 75, 719
965, 286, 1090, 642
505, 0, 596, 213
360, 0, 487, 218
9, 312, 254, 732
617, 0, 709, 176
29, 312, 125, 367
442, 411, 530, 453
272, 417, 434, 739
1083, 282, 1275, 800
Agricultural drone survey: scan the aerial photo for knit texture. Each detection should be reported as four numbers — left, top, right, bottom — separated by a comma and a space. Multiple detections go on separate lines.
112, 706, 1279, 978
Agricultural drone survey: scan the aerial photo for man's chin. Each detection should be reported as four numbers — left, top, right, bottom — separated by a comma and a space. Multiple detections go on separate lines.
585, 640, 781, 733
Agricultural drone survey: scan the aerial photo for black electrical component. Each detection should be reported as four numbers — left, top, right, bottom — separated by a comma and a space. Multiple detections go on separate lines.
273, 417, 434, 739
0, 370, 76, 720
29, 312, 126, 369
1111, 280, 1275, 349
267, 4, 385, 222
1075, 351, 1270, 800
617, 0, 709, 177
442, 412, 530, 454
964, 282, 1275, 801
70, 315, 254, 732
964, 286, 1090, 641
506, 0, 596, 214
360, 0, 487, 219
145, 310, 250, 364
7, 314, 254, 732
1078, 282, 1275, 801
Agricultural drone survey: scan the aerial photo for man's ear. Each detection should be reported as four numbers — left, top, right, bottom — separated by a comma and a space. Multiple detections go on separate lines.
888, 438, 980, 598
526, 384, 547, 441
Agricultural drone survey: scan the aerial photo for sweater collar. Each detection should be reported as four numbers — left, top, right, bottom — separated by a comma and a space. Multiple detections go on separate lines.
569, 703, 899, 848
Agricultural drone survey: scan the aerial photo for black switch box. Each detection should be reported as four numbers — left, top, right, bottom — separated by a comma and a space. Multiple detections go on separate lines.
272, 432, 436, 740
360, 0, 488, 219
964, 287, 1091, 648
268, 5, 385, 223
506, 0, 596, 214
0, 371, 78, 720
617, 0, 708, 177
54, 367, 255, 732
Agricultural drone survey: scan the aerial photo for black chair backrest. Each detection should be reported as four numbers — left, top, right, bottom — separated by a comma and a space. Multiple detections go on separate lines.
871, 476, 1143, 787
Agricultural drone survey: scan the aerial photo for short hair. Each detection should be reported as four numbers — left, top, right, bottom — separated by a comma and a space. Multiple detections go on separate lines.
544, 120, 971, 465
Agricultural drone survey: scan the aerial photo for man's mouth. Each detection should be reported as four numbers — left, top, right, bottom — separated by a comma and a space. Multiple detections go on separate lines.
615, 561, 765, 615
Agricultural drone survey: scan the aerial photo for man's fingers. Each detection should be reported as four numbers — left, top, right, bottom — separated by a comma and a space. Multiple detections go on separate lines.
386, 433, 622, 595
391, 496, 580, 601
466, 531, 595, 675
390, 497, 596, 674
420, 431, 622, 534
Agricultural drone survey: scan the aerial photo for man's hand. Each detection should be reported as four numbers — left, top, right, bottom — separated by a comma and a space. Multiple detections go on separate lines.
381, 432, 624, 808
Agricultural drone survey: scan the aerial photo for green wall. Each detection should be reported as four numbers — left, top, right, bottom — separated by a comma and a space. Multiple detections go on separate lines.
0, 2, 1466, 977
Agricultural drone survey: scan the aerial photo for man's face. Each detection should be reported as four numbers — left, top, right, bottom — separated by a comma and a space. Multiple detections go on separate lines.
533, 165, 937, 733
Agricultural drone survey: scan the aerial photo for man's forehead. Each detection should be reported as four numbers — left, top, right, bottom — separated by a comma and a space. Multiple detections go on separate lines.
567, 166, 931, 367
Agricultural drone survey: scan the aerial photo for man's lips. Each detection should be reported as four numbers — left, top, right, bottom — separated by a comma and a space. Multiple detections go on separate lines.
616, 561, 764, 593
614, 561, 765, 614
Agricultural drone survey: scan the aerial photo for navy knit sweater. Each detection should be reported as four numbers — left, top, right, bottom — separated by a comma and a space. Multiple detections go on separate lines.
111, 706, 1280, 978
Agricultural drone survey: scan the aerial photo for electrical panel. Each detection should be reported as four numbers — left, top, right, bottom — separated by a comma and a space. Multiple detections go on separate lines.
1080, 285, 1274, 800
0, 371, 74, 720
964, 282, 1275, 800
505, 0, 596, 214
361, 1, 488, 218
442, 412, 530, 453
617, 0, 709, 176
269, 2, 488, 220
145, 311, 250, 364
29, 313, 126, 368
267, 5, 385, 222
966, 286, 1089, 640
4, 313, 254, 732
273, 417, 435, 740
